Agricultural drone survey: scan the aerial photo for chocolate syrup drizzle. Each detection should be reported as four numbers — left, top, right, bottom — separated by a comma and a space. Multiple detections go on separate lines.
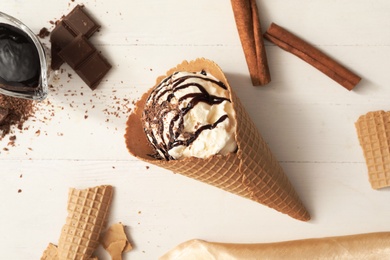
144, 70, 232, 160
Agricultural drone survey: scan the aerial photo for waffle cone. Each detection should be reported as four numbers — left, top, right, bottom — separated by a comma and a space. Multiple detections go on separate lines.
355, 110, 390, 189
57, 185, 113, 260
125, 58, 310, 221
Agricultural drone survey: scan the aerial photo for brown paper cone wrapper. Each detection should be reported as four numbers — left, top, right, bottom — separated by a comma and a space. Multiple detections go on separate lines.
125, 58, 309, 221
57, 185, 113, 260
160, 232, 390, 259
355, 110, 390, 189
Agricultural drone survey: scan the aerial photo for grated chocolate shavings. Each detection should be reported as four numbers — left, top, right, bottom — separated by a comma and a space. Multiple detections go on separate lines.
0, 94, 36, 140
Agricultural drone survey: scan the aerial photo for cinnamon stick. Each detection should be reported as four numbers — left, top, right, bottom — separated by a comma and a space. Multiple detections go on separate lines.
263, 23, 361, 91
231, 0, 271, 86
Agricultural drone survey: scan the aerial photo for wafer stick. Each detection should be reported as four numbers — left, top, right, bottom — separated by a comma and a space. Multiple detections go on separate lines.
231, 0, 271, 86
264, 23, 361, 90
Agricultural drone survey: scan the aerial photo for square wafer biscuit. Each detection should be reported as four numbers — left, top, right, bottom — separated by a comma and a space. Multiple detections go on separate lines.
355, 110, 390, 189
57, 185, 113, 259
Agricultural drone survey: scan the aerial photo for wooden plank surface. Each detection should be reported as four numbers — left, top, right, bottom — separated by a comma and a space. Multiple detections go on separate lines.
1, 0, 390, 259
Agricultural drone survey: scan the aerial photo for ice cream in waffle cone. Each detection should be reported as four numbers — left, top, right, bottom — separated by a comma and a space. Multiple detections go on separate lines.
125, 58, 310, 221
57, 185, 113, 260
355, 110, 390, 189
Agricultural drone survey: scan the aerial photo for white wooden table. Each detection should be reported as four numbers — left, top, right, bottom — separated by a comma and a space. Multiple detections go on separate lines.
1, 1, 390, 259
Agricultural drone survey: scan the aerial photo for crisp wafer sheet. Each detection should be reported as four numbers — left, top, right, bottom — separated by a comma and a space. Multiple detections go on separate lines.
57, 185, 113, 260
355, 110, 390, 189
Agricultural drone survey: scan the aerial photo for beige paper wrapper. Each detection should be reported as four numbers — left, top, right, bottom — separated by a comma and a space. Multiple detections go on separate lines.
160, 232, 390, 260
125, 58, 309, 221
355, 110, 390, 189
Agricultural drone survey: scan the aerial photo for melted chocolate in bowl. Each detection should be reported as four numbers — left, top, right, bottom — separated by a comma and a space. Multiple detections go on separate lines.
0, 12, 48, 100
0, 23, 40, 87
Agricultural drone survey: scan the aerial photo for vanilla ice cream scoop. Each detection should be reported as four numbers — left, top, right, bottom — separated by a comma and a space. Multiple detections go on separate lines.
142, 70, 237, 160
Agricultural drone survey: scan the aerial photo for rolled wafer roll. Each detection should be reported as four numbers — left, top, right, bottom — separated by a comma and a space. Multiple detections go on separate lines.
57, 185, 113, 260
160, 232, 390, 260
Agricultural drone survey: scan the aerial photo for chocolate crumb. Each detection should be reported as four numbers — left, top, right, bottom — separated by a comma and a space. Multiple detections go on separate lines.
38, 27, 50, 39
17, 189, 22, 193
145, 166, 149, 170
8, 135, 16, 147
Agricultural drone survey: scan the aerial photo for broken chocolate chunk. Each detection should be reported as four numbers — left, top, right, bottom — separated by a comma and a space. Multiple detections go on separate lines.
58, 35, 111, 90
75, 52, 111, 90
49, 4, 111, 90
50, 21, 77, 49
63, 5, 100, 38
50, 21, 77, 70
58, 35, 95, 69
50, 5, 100, 71
38, 27, 50, 39
50, 42, 64, 71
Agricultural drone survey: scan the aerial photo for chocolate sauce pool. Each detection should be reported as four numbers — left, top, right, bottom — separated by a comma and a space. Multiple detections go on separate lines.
0, 23, 40, 91
143, 71, 232, 160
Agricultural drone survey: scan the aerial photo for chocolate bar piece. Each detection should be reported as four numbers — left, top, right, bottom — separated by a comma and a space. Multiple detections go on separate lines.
50, 21, 77, 48
50, 5, 110, 90
50, 43, 64, 71
58, 35, 95, 69
0, 107, 9, 125
63, 5, 100, 38
50, 5, 100, 70
50, 22, 77, 70
75, 52, 111, 90
59, 35, 111, 90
